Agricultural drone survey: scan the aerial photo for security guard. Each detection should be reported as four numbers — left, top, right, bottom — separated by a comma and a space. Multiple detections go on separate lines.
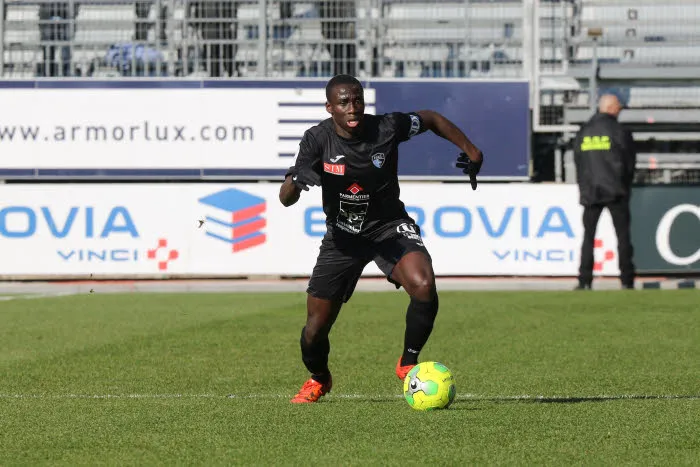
573, 94, 637, 290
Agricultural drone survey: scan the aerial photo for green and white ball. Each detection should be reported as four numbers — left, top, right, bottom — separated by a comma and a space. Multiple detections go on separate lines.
403, 361, 456, 410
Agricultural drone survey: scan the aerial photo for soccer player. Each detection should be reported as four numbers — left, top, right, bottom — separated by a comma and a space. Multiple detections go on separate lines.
279, 75, 484, 403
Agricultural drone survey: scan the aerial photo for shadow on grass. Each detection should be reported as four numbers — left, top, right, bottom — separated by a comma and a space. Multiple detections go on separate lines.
321, 394, 700, 406
465, 394, 700, 404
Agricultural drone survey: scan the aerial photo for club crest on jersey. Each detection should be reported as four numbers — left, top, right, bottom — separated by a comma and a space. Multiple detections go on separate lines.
371, 153, 385, 168
324, 162, 345, 175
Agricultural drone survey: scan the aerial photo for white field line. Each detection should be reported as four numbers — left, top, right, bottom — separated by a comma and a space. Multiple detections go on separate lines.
0, 393, 698, 401
0, 292, 78, 302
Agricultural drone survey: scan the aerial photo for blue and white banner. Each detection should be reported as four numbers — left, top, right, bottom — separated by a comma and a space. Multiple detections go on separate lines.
0, 183, 619, 278
0, 80, 528, 180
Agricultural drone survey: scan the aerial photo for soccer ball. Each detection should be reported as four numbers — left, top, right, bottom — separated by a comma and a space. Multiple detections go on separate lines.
403, 361, 456, 410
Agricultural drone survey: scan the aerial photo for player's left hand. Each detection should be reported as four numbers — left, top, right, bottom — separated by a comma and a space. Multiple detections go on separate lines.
456, 152, 483, 190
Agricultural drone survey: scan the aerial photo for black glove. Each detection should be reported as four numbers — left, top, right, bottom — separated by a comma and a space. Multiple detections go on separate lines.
456, 152, 483, 191
289, 165, 321, 191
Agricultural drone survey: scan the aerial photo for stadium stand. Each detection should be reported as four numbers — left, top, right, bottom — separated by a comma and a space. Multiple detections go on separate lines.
1, 0, 538, 79
555, 0, 700, 184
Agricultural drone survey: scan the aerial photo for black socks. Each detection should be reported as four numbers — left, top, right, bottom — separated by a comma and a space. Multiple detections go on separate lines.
300, 327, 331, 383
299, 294, 439, 379
401, 295, 439, 366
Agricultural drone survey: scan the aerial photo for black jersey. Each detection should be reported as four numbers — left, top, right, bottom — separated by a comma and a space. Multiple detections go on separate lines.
290, 112, 427, 238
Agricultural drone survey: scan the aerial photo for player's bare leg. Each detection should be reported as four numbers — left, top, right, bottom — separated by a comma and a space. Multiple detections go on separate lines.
291, 295, 342, 403
390, 251, 438, 379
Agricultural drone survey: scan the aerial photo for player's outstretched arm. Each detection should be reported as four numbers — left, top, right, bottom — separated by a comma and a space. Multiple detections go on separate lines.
417, 110, 483, 163
417, 110, 484, 190
279, 175, 302, 207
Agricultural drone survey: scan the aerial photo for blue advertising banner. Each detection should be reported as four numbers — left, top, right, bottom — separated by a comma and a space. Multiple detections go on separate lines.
372, 80, 529, 179
0, 79, 529, 180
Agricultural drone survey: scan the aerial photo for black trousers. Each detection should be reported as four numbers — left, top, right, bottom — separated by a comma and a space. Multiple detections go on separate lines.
579, 198, 635, 286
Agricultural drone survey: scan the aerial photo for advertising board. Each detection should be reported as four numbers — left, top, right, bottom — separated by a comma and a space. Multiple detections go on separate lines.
0, 183, 620, 278
0, 80, 529, 180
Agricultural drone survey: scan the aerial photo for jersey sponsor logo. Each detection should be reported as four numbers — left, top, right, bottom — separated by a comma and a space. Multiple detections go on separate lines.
371, 152, 385, 168
347, 183, 363, 195
323, 162, 345, 175
580, 135, 611, 151
330, 155, 345, 163
340, 183, 369, 201
337, 201, 368, 234
408, 114, 421, 138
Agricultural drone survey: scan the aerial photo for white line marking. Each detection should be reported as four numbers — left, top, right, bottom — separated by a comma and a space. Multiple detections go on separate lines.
0, 292, 79, 302
0, 393, 697, 401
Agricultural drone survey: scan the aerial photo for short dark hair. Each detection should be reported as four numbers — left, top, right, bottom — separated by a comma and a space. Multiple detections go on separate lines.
325, 74, 362, 101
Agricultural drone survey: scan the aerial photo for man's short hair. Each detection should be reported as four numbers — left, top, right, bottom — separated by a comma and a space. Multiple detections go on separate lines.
325, 74, 362, 101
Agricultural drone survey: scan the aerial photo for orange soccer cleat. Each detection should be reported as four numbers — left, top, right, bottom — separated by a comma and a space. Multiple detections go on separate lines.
396, 357, 416, 381
290, 376, 333, 404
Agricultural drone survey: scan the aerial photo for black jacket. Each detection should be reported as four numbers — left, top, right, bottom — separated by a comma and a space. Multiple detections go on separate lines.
573, 113, 637, 206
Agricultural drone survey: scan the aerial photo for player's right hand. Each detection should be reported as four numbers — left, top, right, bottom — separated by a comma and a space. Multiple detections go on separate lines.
290, 166, 321, 191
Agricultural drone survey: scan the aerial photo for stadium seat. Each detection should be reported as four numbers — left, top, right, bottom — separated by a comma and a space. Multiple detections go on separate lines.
4, 28, 41, 45
382, 1, 525, 43
627, 87, 700, 108
5, 3, 39, 22
574, 0, 700, 67
3, 47, 41, 64
572, 46, 626, 62
580, 2, 700, 26
382, 2, 523, 22
2, 68, 36, 79
377, 0, 535, 77
384, 45, 450, 62
78, 4, 135, 21
74, 28, 135, 45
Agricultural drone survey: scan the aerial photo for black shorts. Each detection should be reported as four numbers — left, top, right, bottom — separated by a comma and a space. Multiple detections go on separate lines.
307, 220, 431, 303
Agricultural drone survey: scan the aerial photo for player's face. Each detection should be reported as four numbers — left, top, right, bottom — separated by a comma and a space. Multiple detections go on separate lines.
326, 84, 365, 137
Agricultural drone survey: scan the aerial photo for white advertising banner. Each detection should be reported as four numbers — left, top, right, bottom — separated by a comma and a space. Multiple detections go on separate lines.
0, 88, 375, 169
0, 183, 620, 277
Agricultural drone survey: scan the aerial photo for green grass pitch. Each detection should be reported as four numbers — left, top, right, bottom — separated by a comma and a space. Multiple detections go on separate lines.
1, 290, 698, 465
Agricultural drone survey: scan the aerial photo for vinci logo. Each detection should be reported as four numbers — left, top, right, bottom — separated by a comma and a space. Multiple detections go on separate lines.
198, 188, 267, 252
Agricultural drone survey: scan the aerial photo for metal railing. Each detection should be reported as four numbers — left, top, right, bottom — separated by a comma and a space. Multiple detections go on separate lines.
1, 0, 535, 79
533, 0, 700, 132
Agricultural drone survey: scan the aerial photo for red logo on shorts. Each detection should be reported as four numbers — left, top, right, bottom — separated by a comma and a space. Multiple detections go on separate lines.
347, 183, 363, 195
324, 163, 345, 175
